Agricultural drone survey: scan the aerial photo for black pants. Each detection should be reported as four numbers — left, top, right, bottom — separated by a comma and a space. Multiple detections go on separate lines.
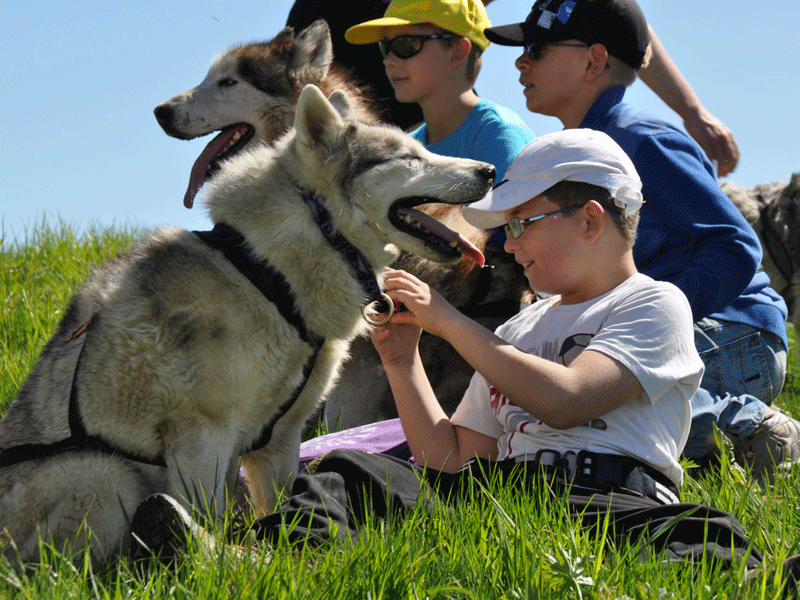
253, 449, 761, 569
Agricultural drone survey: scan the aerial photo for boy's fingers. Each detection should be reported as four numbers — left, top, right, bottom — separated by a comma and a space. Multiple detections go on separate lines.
389, 310, 420, 326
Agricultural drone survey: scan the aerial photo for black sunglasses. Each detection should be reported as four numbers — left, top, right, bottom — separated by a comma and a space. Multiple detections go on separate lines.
524, 41, 589, 61
503, 202, 588, 239
379, 33, 456, 59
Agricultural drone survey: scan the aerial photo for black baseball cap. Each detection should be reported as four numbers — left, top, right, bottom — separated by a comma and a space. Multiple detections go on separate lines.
485, 0, 650, 70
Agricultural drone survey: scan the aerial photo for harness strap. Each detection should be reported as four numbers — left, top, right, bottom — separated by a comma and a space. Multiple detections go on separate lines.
301, 192, 389, 312
0, 324, 168, 469
244, 343, 322, 455
194, 223, 321, 347
193, 222, 325, 454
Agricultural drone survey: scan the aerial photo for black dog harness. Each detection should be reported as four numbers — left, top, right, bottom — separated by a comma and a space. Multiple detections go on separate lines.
0, 318, 170, 469
0, 192, 387, 469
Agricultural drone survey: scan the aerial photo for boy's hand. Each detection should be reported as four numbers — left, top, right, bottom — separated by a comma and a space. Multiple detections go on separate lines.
683, 108, 739, 177
370, 268, 461, 366
370, 317, 422, 368
379, 268, 460, 338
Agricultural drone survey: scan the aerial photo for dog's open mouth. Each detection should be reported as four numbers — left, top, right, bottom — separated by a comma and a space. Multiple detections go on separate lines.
184, 124, 255, 208
390, 199, 485, 267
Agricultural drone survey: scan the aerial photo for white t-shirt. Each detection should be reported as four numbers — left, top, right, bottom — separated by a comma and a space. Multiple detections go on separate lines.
451, 273, 704, 486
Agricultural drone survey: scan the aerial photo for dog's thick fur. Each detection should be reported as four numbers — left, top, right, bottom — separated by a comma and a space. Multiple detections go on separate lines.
155, 20, 528, 428
0, 86, 494, 563
723, 173, 800, 331
154, 20, 379, 210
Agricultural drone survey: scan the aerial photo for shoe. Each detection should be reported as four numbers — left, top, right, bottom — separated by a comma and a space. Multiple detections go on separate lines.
729, 406, 800, 483
128, 493, 213, 565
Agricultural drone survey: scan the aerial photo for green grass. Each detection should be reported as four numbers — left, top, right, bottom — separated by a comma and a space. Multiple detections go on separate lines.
1, 220, 799, 599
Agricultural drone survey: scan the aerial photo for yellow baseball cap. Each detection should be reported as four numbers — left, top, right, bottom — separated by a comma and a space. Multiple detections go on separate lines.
345, 0, 491, 51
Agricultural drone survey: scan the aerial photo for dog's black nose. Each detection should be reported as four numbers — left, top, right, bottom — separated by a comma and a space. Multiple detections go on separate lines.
481, 164, 497, 184
153, 104, 173, 126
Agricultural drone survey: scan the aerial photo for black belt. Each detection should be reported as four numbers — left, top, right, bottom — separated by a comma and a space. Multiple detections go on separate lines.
527, 449, 679, 500
459, 449, 679, 504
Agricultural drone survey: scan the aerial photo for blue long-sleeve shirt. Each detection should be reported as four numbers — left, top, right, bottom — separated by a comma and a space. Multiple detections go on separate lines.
581, 87, 787, 348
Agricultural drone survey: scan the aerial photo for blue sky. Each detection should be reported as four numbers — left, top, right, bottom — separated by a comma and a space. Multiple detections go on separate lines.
2, 0, 798, 244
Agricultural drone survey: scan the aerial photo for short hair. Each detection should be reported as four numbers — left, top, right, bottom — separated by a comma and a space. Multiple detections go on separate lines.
430, 24, 483, 82
541, 180, 639, 245
606, 42, 652, 87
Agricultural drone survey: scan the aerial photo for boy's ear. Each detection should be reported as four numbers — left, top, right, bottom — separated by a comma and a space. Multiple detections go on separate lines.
450, 37, 472, 67
585, 44, 610, 82
582, 200, 606, 243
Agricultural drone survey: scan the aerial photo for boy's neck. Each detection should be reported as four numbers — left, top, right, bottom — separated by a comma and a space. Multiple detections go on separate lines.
420, 89, 480, 144
559, 80, 619, 129
560, 253, 638, 305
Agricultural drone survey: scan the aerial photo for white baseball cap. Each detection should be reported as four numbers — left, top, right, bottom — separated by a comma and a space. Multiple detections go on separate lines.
462, 129, 643, 229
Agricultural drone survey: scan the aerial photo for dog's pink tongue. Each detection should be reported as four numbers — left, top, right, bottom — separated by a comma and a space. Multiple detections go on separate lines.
398, 208, 485, 267
183, 128, 242, 208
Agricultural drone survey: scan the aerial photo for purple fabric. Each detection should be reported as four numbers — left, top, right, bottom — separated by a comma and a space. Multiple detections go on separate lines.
299, 418, 412, 468
234, 419, 413, 513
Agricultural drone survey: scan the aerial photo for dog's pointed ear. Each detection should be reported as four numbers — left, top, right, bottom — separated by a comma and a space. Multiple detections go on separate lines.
290, 20, 333, 85
270, 26, 295, 47
328, 90, 355, 120
295, 84, 344, 150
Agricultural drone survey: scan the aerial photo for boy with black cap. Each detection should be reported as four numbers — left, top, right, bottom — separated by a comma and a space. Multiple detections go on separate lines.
484, 0, 799, 482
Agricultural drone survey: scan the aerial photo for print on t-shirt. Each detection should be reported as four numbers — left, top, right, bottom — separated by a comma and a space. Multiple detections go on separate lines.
490, 332, 607, 431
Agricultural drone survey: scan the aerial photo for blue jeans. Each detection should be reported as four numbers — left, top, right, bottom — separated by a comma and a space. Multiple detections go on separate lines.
683, 318, 787, 458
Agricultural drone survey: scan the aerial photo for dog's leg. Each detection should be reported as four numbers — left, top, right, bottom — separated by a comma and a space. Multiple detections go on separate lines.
162, 421, 238, 519
1, 454, 144, 565
240, 430, 302, 515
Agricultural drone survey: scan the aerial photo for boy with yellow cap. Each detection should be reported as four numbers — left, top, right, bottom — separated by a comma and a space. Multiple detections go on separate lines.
344, 0, 534, 188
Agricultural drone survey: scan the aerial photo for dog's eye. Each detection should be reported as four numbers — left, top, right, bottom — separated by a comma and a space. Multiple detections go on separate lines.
218, 78, 238, 88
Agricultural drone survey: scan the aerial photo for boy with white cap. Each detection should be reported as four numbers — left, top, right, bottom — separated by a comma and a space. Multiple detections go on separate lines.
374, 128, 702, 496
366, 128, 787, 574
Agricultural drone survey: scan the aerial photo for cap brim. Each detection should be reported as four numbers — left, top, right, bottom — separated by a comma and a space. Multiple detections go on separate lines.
484, 23, 526, 46
461, 176, 554, 229
345, 17, 413, 45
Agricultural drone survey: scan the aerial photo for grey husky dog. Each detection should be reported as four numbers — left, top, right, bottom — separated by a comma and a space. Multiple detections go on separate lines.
0, 85, 494, 563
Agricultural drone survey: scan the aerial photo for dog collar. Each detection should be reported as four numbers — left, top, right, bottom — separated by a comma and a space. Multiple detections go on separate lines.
301, 192, 393, 325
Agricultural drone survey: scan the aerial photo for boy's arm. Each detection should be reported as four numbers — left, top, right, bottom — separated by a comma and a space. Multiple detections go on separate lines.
376, 270, 645, 453
431, 315, 645, 430
375, 336, 499, 473
638, 26, 739, 177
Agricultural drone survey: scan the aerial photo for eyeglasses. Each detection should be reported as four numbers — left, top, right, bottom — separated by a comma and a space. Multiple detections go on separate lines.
379, 33, 456, 59
503, 202, 587, 239
524, 41, 589, 61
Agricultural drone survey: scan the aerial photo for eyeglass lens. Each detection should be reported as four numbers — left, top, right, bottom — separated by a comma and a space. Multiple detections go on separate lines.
380, 36, 424, 59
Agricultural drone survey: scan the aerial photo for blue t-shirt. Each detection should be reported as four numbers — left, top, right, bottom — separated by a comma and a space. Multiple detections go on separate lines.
409, 99, 534, 180
410, 99, 535, 246
581, 86, 787, 348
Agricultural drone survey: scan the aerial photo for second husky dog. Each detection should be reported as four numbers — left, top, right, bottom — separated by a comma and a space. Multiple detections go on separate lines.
0, 85, 494, 563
